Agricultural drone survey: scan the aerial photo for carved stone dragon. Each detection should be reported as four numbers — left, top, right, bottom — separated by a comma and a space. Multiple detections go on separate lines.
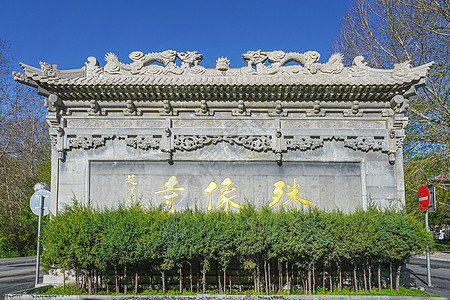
241, 50, 344, 75
103, 50, 205, 76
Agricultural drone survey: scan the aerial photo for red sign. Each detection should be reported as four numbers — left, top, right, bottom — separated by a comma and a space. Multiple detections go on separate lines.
418, 185, 430, 212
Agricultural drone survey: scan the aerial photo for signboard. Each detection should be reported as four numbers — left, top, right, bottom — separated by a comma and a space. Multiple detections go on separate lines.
418, 185, 430, 212
29, 190, 51, 216
426, 184, 436, 213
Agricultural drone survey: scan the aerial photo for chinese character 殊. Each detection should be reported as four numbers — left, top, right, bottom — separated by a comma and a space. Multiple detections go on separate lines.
154, 176, 185, 214
270, 178, 312, 211
269, 180, 286, 208
125, 175, 137, 204
203, 177, 242, 213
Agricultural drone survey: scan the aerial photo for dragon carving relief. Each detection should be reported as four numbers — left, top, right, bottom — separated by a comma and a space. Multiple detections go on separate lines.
100, 50, 205, 76
241, 50, 344, 75
19, 50, 424, 81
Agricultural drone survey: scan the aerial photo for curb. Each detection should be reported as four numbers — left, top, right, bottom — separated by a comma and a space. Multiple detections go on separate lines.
0, 256, 36, 266
412, 255, 450, 262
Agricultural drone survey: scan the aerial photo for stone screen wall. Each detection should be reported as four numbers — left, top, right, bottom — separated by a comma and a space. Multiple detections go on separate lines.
88, 161, 362, 213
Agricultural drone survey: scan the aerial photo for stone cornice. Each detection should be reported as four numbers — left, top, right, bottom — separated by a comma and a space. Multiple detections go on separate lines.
12, 49, 433, 101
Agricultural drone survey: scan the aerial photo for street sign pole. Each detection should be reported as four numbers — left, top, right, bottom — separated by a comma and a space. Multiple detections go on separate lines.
418, 185, 433, 287
425, 209, 432, 287
35, 194, 44, 286
30, 183, 50, 287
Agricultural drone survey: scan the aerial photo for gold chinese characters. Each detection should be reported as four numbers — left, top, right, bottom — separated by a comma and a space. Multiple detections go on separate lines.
269, 177, 312, 211
149, 175, 313, 213
204, 177, 243, 213
125, 175, 137, 204
154, 176, 185, 214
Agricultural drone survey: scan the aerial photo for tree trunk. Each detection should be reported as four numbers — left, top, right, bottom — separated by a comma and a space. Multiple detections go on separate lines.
202, 264, 206, 294
179, 266, 183, 294
368, 265, 372, 291
278, 259, 283, 292
95, 269, 99, 294
115, 267, 119, 293
323, 270, 326, 291
378, 264, 381, 292
363, 268, 367, 292
88, 270, 93, 295
264, 259, 268, 293
313, 265, 316, 294
329, 266, 333, 293
76, 268, 79, 290
161, 270, 166, 293
135, 272, 138, 295
396, 264, 401, 291
389, 263, 393, 293
224, 268, 227, 294
124, 266, 127, 295
190, 263, 193, 292
308, 269, 312, 295
286, 261, 289, 290
253, 269, 257, 292
353, 264, 358, 292
338, 261, 342, 291
257, 263, 261, 293
268, 260, 272, 293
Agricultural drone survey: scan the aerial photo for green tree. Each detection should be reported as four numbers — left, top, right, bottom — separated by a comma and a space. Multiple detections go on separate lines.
0, 38, 51, 257
333, 0, 450, 220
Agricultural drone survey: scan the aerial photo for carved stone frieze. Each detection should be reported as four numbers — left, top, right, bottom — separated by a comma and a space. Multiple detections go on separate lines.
223, 136, 272, 152
124, 136, 160, 150
286, 137, 324, 151
68, 135, 109, 150
174, 135, 222, 151
344, 137, 383, 152
174, 135, 272, 152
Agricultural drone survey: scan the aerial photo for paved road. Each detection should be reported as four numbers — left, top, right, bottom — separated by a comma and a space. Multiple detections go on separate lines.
0, 256, 448, 300
0, 257, 41, 300
407, 256, 450, 299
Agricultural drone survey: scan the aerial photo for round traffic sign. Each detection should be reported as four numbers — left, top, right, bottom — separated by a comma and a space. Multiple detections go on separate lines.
30, 190, 51, 216
418, 185, 430, 212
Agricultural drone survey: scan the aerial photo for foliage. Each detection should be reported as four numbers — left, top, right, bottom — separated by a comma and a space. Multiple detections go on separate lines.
0, 38, 51, 257
41, 203, 433, 295
333, 0, 450, 225
32, 284, 437, 297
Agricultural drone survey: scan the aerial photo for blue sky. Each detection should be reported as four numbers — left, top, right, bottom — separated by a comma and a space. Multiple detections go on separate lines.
1, 0, 354, 72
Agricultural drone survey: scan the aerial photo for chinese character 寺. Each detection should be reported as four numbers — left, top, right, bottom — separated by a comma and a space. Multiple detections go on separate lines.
125, 175, 137, 204
154, 176, 184, 214
203, 177, 242, 213
203, 181, 218, 212
270, 178, 312, 211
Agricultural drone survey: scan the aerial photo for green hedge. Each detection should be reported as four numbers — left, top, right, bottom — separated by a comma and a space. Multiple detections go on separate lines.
41, 202, 432, 295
